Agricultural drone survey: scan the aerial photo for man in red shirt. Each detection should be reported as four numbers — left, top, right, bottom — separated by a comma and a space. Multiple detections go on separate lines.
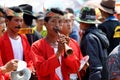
0, 6, 34, 80
31, 8, 83, 80
0, 7, 19, 80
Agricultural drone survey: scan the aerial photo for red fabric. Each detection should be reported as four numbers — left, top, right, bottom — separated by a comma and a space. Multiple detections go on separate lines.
0, 68, 5, 80
0, 32, 34, 80
31, 38, 83, 80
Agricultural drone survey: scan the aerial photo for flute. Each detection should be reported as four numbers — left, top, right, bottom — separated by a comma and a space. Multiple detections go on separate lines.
54, 28, 73, 56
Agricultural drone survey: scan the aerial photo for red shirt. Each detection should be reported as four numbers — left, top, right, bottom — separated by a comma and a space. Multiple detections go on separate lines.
31, 38, 83, 80
0, 32, 34, 80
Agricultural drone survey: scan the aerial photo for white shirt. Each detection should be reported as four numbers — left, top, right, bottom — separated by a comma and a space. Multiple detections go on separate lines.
53, 42, 78, 80
53, 44, 63, 80
9, 36, 23, 60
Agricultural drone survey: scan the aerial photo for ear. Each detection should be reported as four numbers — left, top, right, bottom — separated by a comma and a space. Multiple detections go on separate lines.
5, 18, 9, 23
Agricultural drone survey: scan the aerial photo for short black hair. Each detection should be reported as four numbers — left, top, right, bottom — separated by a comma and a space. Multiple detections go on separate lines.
44, 8, 64, 22
65, 8, 74, 14
50, 8, 64, 15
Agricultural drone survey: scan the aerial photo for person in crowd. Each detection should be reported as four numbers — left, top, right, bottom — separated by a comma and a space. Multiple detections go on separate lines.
98, 0, 120, 54
33, 12, 47, 38
19, 4, 42, 46
31, 8, 84, 80
61, 12, 89, 79
107, 3, 120, 79
0, 6, 19, 80
115, 4, 120, 21
77, 6, 109, 80
65, 8, 80, 44
108, 44, 120, 80
61, 12, 73, 36
0, 6, 34, 79
19, 4, 42, 79
0, 7, 7, 37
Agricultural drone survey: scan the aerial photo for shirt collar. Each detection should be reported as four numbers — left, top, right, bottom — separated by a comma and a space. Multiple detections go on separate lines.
105, 16, 118, 21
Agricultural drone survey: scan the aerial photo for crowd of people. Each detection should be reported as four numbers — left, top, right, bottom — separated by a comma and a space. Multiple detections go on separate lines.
0, 0, 119, 80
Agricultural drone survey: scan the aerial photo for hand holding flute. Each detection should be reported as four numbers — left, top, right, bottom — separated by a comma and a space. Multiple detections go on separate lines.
53, 27, 73, 58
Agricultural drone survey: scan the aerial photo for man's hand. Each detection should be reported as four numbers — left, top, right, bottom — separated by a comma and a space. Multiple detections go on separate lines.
1, 59, 18, 73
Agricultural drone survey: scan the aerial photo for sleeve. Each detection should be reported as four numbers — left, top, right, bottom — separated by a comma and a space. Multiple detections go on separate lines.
0, 51, 3, 67
0, 68, 10, 80
62, 39, 83, 73
0, 37, 3, 66
31, 41, 60, 77
0, 36, 10, 79
21, 34, 34, 71
84, 36, 103, 80
0, 68, 4, 78
98, 24, 106, 33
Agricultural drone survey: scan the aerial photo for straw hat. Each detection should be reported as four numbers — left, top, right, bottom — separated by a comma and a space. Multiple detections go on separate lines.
98, 0, 116, 14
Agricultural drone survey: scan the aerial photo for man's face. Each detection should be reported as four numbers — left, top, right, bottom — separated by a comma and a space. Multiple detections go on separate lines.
117, 14, 120, 21
36, 19, 44, 27
0, 17, 6, 30
61, 19, 73, 35
45, 16, 63, 36
6, 16, 23, 33
79, 22, 91, 33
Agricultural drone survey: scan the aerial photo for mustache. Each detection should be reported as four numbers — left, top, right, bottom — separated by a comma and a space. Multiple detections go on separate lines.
15, 26, 21, 29
53, 27, 61, 33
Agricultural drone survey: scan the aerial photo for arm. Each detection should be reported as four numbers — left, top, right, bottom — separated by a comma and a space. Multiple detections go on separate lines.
62, 39, 83, 73
31, 41, 60, 77
84, 36, 103, 80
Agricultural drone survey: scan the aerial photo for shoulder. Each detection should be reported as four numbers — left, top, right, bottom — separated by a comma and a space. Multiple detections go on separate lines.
32, 38, 45, 47
98, 20, 120, 27
83, 30, 102, 44
109, 45, 120, 57
0, 32, 8, 41
20, 34, 28, 41
70, 38, 78, 44
84, 32, 97, 40
34, 30, 42, 38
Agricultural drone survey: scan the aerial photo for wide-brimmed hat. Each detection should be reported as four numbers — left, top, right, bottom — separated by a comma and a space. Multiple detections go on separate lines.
19, 4, 36, 19
77, 6, 101, 24
98, 0, 116, 14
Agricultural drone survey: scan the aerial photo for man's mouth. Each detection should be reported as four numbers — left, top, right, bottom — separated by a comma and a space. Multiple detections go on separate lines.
15, 26, 21, 29
53, 27, 60, 33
